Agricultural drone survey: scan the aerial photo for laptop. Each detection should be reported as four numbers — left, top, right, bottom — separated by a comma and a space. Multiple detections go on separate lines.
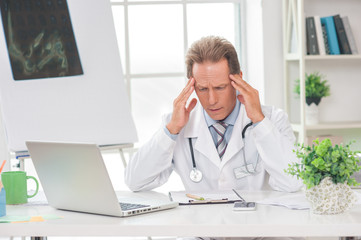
26, 141, 178, 217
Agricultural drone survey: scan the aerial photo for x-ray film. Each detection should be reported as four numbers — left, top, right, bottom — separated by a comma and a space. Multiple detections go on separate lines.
0, 0, 83, 80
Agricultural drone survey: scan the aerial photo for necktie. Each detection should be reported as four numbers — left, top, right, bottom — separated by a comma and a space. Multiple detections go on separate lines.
212, 122, 228, 160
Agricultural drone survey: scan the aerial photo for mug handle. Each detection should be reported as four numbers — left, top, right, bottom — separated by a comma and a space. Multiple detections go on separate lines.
26, 176, 39, 198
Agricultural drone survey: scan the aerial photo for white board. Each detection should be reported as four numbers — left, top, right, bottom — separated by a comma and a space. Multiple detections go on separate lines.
0, 0, 137, 152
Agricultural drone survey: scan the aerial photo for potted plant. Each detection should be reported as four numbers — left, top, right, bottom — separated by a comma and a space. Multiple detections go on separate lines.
285, 138, 361, 214
294, 72, 331, 105
294, 72, 331, 124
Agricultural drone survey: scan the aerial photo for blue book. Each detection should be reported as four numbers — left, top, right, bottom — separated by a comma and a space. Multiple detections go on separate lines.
321, 16, 340, 55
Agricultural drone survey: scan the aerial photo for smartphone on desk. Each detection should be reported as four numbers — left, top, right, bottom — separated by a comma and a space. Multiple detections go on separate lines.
233, 201, 256, 211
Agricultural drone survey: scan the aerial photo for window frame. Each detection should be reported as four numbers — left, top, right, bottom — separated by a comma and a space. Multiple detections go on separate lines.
110, 0, 245, 106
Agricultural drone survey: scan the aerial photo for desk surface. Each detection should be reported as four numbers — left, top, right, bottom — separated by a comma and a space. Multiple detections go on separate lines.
1, 190, 361, 238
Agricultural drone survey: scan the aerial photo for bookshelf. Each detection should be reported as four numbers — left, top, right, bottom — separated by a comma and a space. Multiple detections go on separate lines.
282, 0, 361, 147
287, 54, 361, 61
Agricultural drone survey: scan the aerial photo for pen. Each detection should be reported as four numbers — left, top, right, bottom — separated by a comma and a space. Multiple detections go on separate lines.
189, 198, 229, 204
186, 193, 205, 201
232, 189, 246, 202
0, 160, 6, 174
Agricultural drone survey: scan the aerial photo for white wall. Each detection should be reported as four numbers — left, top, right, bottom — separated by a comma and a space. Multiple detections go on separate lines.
244, 0, 284, 108
243, 0, 265, 104
261, 0, 285, 109
0, 108, 10, 172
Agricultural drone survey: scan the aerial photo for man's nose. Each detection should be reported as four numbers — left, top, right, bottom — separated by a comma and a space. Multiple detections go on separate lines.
208, 89, 217, 105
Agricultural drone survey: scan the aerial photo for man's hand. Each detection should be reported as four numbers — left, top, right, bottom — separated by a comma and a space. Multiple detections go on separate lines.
230, 74, 264, 123
166, 78, 198, 134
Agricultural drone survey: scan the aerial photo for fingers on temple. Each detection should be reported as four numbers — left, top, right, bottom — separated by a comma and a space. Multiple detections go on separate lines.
231, 80, 247, 95
175, 78, 195, 105
183, 78, 195, 99
187, 98, 197, 112
230, 74, 252, 92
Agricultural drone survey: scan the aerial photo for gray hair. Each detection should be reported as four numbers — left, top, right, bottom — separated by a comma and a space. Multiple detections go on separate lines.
185, 36, 240, 78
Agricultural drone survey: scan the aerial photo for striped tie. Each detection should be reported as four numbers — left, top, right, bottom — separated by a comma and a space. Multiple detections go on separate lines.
212, 122, 228, 160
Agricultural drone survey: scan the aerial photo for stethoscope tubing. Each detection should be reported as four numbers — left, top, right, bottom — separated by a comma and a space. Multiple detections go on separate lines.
189, 138, 196, 169
242, 122, 253, 139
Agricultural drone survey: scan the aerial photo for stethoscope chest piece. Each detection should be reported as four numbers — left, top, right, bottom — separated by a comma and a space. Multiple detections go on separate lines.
190, 168, 203, 183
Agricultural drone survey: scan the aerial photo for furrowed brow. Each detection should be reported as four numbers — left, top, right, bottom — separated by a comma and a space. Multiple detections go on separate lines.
195, 82, 206, 89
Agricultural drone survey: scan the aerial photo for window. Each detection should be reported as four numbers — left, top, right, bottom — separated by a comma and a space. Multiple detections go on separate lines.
111, 0, 243, 146
21, 0, 245, 195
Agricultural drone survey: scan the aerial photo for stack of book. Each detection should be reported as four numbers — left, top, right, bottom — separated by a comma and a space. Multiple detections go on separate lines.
306, 14, 358, 55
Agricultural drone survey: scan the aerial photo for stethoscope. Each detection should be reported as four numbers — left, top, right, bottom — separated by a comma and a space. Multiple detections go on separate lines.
189, 121, 259, 183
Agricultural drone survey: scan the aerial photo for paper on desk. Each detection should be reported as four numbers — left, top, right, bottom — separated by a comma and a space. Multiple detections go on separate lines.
257, 191, 361, 210
14, 216, 45, 223
169, 190, 240, 204
0, 215, 62, 223
0, 215, 31, 223
257, 192, 311, 210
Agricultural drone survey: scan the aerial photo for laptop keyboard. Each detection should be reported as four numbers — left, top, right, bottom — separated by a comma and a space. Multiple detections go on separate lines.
119, 202, 150, 210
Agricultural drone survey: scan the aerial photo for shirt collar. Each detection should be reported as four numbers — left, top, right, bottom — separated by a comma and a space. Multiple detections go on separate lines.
204, 100, 240, 127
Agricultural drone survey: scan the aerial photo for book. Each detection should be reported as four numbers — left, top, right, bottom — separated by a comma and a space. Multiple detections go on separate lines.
306, 17, 319, 55
322, 24, 331, 54
342, 16, 358, 54
321, 16, 340, 55
314, 16, 326, 55
333, 14, 352, 54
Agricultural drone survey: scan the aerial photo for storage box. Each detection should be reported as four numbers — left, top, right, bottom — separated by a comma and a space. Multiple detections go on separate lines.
307, 135, 343, 146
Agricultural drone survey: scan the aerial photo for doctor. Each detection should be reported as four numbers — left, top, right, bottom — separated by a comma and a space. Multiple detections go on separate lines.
125, 36, 302, 193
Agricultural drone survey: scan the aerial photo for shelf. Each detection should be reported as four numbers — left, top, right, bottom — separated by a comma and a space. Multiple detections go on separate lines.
285, 54, 361, 61
291, 122, 361, 132
305, 55, 361, 60
285, 53, 300, 61
283, 0, 361, 144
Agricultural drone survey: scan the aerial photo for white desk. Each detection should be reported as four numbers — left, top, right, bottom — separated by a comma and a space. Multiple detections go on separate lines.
1, 190, 361, 238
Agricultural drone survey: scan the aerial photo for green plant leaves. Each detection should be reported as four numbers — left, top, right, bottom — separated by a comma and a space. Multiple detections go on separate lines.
311, 157, 326, 170
285, 138, 361, 189
294, 72, 331, 99
315, 138, 332, 156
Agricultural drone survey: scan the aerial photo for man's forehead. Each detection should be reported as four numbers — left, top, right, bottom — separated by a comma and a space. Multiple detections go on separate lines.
194, 77, 230, 87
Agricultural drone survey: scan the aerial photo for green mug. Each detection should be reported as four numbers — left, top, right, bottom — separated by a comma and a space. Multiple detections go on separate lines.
1, 171, 39, 204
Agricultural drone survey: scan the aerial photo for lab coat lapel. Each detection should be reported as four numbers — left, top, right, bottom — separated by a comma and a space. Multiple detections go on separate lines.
184, 106, 220, 168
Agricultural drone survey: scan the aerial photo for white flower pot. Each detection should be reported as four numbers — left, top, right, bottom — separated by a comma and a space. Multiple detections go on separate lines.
305, 103, 319, 125
305, 177, 357, 214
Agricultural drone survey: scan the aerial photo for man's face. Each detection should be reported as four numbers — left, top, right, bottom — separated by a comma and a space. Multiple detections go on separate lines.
193, 58, 237, 121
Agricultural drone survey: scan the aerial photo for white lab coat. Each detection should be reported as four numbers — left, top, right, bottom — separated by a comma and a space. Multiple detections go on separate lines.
125, 104, 302, 192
